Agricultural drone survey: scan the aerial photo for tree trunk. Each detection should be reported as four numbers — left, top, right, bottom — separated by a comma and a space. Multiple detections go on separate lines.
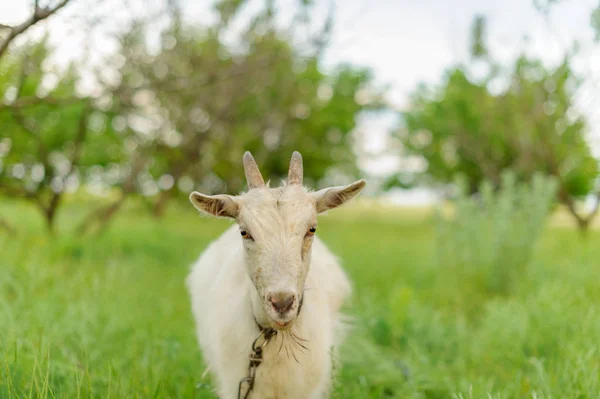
560, 191, 598, 235
77, 197, 126, 236
152, 189, 172, 218
77, 154, 146, 236
43, 198, 60, 234
0, 217, 16, 235
45, 211, 56, 234
576, 218, 590, 236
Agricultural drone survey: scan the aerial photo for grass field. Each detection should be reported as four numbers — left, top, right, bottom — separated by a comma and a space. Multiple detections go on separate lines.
1, 198, 599, 398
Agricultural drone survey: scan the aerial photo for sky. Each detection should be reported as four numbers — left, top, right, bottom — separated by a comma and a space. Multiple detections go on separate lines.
1, 0, 599, 204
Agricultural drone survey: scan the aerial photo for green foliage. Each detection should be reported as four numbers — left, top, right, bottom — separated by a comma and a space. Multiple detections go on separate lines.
592, 5, 600, 41
113, 19, 380, 198
392, 19, 598, 229
434, 172, 558, 311
397, 59, 596, 194
214, 0, 246, 25
0, 39, 125, 230
1, 0, 383, 228
2, 200, 600, 397
470, 15, 488, 58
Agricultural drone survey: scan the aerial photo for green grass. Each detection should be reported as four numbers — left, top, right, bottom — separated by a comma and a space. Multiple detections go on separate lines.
1, 198, 600, 398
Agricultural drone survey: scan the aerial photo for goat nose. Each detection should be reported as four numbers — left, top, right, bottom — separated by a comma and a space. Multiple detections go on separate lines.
268, 292, 295, 314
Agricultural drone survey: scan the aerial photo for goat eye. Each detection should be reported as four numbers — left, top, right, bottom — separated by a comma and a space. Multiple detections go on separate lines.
240, 230, 252, 239
307, 227, 316, 236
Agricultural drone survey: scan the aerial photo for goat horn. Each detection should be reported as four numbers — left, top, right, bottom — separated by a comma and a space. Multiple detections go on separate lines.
243, 151, 265, 189
288, 151, 303, 185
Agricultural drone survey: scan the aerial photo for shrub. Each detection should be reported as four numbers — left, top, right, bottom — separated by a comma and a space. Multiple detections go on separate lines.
433, 171, 558, 310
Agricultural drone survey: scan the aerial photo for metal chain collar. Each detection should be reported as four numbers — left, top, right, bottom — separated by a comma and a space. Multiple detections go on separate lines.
238, 326, 277, 399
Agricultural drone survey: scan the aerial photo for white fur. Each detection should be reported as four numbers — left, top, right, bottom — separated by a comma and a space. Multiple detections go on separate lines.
187, 224, 351, 398
186, 160, 364, 399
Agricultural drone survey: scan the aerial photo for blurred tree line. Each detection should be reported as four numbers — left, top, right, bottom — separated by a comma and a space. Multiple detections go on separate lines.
1, 0, 599, 235
0, 0, 383, 233
389, 13, 600, 231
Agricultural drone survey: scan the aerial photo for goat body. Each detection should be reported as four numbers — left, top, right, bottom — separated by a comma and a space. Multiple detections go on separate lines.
186, 151, 364, 398
187, 225, 351, 398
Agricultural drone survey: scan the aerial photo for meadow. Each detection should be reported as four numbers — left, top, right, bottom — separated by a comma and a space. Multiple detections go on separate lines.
0, 198, 599, 398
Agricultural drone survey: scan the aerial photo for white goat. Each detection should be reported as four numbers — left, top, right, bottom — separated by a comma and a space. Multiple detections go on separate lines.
187, 151, 365, 399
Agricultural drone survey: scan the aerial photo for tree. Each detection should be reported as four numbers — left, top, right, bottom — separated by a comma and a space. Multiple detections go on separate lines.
389, 16, 599, 231
0, 0, 72, 59
0, 0, 76, 232
0, 0, 139, 234
0, 39, 125, 232
1, 0, 384, 234
102, 0, 382, 218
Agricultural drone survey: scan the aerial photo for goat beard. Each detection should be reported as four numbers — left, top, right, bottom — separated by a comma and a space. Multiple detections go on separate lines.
274, 325, 310, 364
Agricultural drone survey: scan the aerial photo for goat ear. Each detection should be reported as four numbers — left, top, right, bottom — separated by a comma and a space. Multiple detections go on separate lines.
189, 192, 239, 218
312, 179, 366, 214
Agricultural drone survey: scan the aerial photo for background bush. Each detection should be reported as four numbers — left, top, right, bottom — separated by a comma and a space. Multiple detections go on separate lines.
433, 171, 558, 312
